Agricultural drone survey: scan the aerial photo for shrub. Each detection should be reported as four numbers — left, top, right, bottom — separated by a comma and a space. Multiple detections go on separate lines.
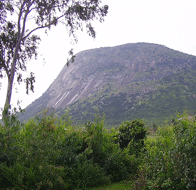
65, 158, 110, 189
0, 108, 21, 188
118, 120, 147, 156
144, 115, 196, 190
56, 117, 111, 189
56, 116, 142, 188
0, 111, 145, 189
1, 114, 67, 189
103, 148, 138, 182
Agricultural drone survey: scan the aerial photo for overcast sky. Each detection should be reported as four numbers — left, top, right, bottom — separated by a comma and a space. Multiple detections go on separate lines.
1, 0, 196, 111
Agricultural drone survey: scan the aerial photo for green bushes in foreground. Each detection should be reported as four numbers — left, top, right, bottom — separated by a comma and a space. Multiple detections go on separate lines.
2, 110, 196, 190
0, 112, 147, 189
139, 114, 196, 190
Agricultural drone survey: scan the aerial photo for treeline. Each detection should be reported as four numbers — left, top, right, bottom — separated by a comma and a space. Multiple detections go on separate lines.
0, 111, 196, 189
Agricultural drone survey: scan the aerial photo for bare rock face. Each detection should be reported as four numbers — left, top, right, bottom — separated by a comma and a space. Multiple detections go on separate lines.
20, 43, 196, 126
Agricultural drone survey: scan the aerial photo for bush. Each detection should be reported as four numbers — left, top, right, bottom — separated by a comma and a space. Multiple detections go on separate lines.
0, 114, 67, 189
144, 115, 196, 190
0, 111, 145, 189
0, 109, 21, 188
103, 148, 138, 182
56, 116, 142, 188
65, 158, 110, 189
118, 120, 147, 156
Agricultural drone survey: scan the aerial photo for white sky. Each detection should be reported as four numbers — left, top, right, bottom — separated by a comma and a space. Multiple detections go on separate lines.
1, 0, 196, 110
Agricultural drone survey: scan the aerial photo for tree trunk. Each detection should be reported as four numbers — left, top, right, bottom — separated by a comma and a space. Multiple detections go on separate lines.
3, 3, 26, 114
3, 43, 19, 113
4, 72, 15, 111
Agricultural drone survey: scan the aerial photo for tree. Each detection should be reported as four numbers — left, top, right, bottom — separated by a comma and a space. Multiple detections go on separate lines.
0, 0, 108, 115
0, 1, 13, 25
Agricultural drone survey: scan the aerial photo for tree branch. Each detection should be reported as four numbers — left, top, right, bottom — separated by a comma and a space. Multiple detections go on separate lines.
22, 14, 65, 40
17, 1, 26, 39
21, 2, 31, 39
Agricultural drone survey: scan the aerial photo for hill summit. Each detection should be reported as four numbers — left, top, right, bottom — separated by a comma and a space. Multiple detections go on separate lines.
20, 43, 196, 126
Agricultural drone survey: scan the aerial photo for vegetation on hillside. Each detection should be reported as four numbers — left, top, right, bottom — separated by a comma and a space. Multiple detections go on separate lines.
19, 43, 196, 127
1, 110, 196, 189
65, 66, 196, 127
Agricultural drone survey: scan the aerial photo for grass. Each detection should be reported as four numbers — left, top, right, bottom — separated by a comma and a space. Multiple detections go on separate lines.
89, 181, 134, 190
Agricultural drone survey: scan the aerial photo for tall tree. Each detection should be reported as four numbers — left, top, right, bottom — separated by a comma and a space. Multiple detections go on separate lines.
0, 0, 108, 114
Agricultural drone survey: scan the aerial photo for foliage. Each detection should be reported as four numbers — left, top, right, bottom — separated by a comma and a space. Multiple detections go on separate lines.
0, 108, 21, 189
55, 116, 145, 189
0, 112, 146, 189
142, 114, 196, 189
3, 109, 196, 190
118, 120, 147, 155
0, 113, 67, 189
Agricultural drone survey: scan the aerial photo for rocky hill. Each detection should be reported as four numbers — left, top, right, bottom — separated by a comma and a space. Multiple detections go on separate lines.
20, 43, 196, 126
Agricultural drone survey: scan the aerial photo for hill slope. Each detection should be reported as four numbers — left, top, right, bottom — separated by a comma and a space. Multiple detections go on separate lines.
20, 43, 196, 126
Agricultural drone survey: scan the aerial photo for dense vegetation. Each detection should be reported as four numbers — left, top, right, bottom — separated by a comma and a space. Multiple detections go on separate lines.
142, 114, 196, 189
66, 67, 196, 127
0, 110, 147, 189
1, 110, 196, 189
